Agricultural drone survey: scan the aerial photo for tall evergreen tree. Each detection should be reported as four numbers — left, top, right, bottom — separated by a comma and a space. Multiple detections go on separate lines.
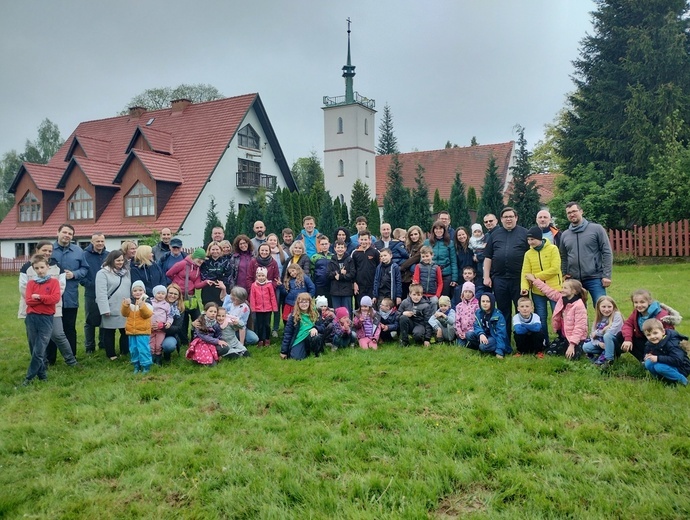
264, 192, 289, 237
333, 197, 343, 229
448, 168, 471, 228
368, 199, 381, 236
225, 200, 239, 241
467, 186, 478, 212
470, 136, 478, 146
203, 198, 223, 246
382, 154, 411, 229
508, 125, 542, 224
280, 188, 295, 233
340, 201, 349, 231
377, 103, 399, 155
477, 155, 504, 220
432, 189, 448, 214
241, 197, 264, 236
410, 163, 432, 232
349, 180, 371, 228
319, 190, 338, 239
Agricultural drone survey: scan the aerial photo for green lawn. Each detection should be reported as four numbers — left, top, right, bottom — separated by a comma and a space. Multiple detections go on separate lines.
1, 265, 690, 519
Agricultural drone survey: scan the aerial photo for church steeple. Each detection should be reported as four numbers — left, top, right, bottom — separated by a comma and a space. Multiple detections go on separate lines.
342, 18, 356, 104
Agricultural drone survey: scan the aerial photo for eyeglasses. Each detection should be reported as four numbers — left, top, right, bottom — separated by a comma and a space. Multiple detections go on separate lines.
483, 220, 494, 224
501, 215, 516, 219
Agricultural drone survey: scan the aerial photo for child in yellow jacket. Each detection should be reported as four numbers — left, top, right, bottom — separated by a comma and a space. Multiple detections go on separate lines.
121, 280, 153, 374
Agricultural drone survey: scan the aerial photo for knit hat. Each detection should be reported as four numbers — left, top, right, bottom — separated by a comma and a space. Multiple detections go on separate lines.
170, 238, 183, 248
335, 307, 349, 320
131, 280, 146, 292
438, 295, 451, 307
152, 285, 167, 296
315, 295, 328, 308
360, 295, 373, 307
526, 226, 543, 240
462, 281, 476, 295
471, 223, 483, 233
192, 248, 206, 260
256, 266, 268, 276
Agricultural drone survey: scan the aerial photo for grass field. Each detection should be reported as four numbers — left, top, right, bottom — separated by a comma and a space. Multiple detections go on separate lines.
1, 264, 690, 519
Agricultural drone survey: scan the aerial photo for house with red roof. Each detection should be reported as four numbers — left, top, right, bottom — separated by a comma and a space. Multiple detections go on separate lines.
0, 94, 296, 257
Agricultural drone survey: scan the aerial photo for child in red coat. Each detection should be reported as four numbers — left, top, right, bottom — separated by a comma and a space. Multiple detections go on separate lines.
250, 267, 278, 346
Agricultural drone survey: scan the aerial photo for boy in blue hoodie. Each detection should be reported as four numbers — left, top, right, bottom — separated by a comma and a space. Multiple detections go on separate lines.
466, 293, 511, 358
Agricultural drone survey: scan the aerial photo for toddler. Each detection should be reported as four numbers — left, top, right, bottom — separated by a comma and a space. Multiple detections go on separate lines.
642, 318, 690, 386
429, 295, 456, 343
215, 307, 249, 359
250, 266, 278, 346
353, 295, 381, 350
315, 295, 336, 346
122, 280, 154, 373
466, 293, 511, 358
582, 296, 623, 367
512, 297, 544, 356
454, 281, 479, 346
378, 298, 400, 343
332, 306, 355, 349
150, 284, 172, 366
187, 302, 224, 366
469, 223, 486, 278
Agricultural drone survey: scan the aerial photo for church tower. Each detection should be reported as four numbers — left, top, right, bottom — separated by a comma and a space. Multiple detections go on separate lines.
323, 20, 376, 205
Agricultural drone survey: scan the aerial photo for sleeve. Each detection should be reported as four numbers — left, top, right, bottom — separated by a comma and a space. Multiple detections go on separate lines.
394, 265, 402, 300
608, 312, 624, 336
41, 279, 61, 305
270, 285, 278, 312
531, 278, 561, 303
71, 252, 89, 282
372, 264, 381, 298
247, 260, 257, 285
559, 237, 569, 277
435, 267, 443, 298
621, 313, 636, 342
512, 314, 527, 335
166, 260, 183, 280
281, 316, 296, 355
342, 257, 355, 281
656, 344, 687, 368
525, 316, 542, 332
305, 275, 316, 297
412, 265, 420, 285
387, 311, 400, 331
95, 271, 110, 315
520, 253, 531, 293
353, 314, 362, 330
571, 303, 589, 343
483, 233, 494, 260
139, 302, 153, 319
446, 309, 456, 325
19, 271, 28, 298
121, 300, 131, 317
599, 226, 613, 279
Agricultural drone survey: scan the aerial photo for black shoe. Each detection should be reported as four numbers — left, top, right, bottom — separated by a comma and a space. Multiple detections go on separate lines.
163, 351, 171, 362
600, 359, 614, 371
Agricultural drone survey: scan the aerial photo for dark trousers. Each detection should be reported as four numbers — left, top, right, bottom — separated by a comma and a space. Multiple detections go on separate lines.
84, 296, 103, 352
514, 331, 545, 354
613, 332, 646, 362
25, 313, 53, 381
102, 328, 128, 357
399, 315, 427, 345
255, 312, 272, 342
491, 277, 520, 334
47, 307, 78, 363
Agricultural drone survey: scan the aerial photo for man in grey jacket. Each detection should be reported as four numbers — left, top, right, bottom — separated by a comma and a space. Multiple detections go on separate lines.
559, 202, 612, 309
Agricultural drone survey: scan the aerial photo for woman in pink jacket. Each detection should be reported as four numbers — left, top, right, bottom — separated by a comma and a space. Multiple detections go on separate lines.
527, 275, 588, 360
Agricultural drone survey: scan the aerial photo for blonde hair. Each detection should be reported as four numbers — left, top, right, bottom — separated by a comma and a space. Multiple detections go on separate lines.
438, 295, 451, 307
631, 289, 653, 303
292, 293, 318, 323
134, 245, 153, 266
408, 283, 423, 295
166, 283, 185, 312
594, 295, 619, 325
563, 279, 587, 305
289, 240, 305, 256
206, 241, 222, 257
285, 263, 306, 288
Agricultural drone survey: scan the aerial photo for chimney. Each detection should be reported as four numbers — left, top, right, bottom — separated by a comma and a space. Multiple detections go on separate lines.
171, 98, 192, 113
128, 106, 146, 118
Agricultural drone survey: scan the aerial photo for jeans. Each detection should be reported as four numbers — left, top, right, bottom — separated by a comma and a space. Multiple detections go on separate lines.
582, 332, 616, 361
50, 317, 78, 366
162, 335, 179, 354
466, 330, 497, 353
243, 328, 258, 345
25, 314, 54, 381
532, 293, 555, 341
581, 278, 606, 310
331, 296, 352, 316
645, 360, 688, 385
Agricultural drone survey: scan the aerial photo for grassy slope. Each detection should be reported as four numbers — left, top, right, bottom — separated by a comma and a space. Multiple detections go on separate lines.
0, 265, 689, 519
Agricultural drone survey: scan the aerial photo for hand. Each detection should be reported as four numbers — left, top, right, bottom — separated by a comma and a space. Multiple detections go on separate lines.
207, 280, 215, 286
403, 311, 414, 318
216, 281, 226, 291
520, 290, 529, 296
218, 340, 228, 347
381, 324, 388, 331
157, 322, 164, 329
644, 354, 657, 363
372, 297, 377, 305
310, 328, 318, 337
565, 345, 575, 359
525, 273, 536, 283
423, 340, 430, 347
450, 281, 457, 287
31, 293, 41, 300
123, 298, 130, 306
104, 312, 110, 317
483, 277, 492, 288
334, 273, 340, 280
280, 353, 288, 360
621, 341, 633, 352
64, 269, 74, 280
602, 278, 612, 288
139, 295, 147, 304
479, 334, 488, 345
353, 282, 359, 295
396, 298, 401, 306
165, 323, 171, 329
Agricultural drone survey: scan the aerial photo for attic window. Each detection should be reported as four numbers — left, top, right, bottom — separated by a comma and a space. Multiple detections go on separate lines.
238, 124, 260, 150
125, 182, 154, 217
68, 187, 94, 220
19, 191, 41, 222
146, 118, 155, 126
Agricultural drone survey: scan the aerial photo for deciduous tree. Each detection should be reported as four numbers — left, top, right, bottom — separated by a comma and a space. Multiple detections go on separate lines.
122, 83, 224, 113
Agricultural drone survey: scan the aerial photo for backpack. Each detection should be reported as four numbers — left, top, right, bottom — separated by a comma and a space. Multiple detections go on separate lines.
546, 335, 583, 359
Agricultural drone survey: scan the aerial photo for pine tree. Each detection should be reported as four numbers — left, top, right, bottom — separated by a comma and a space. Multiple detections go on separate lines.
225, 200, 239, 241
477, 155, 504, 220
349, 180, 371, 228
432, 189, 448, 214
470, 136, 478, 146
292, 191, 303, 231
340, 201, 349, 230
410, 163, 432, 232
333, 197, 343, 229
382, 154, 411, 229
448, 168, 471, 228
508, 125, 542, 225
264, 192, 289, 237
281, 188, 295, 233
377, 103, 399, 155
368, 199, 381, 236
467, 186, 478, 212
241, 197, 264, 236
203, 198, 223, 246
319, 190, 338, 239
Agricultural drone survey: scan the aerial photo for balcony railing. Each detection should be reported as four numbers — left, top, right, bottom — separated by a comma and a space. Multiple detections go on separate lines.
323, 91, 375, 109
236, 171, 277, 191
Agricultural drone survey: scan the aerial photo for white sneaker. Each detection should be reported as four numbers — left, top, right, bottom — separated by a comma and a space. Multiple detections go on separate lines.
271, 330, 278, 338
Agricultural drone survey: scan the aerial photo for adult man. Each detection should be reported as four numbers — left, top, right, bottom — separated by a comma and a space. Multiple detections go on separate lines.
536, 210, 560, 247
438, 210, 454, 239
559, 202, 612, 308
374, 222, 408, 266
160, 237, 187, 282
51, 224, 88, 360
152, 228, 172, 262
296, 216, 320, 257
482, 214, 498, 235
250, 221, 267, 253
206, 226, 225, 248
281, 228, 294, 256
82, 232, 108, 354
350, 216, 377, 248
483, 207, 529, 333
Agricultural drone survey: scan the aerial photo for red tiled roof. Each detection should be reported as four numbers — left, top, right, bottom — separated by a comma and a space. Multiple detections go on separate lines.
127, 150, 182, 184
375, 142, 514, 205
67, 135, 112, 162
10, 163, 64, 193
530, 172, 560, 203
0, 94, 258, 239
139, 127, 173, 155
59, 157, 121, 188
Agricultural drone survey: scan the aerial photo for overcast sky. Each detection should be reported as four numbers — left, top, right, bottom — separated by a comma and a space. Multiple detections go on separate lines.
0, 0, 594, 166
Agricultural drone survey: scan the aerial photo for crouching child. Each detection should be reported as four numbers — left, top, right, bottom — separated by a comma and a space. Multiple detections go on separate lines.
332, 307, 355, 349
512, 297, 544, 356
466, 293, 511, 359
398, 284, 434, 347
642, 318, 690, 386
429, 295, 456, 343
378, 297, 400, 343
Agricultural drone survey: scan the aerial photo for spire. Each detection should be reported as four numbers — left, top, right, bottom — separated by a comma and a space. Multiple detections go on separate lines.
342, 17, 355, 104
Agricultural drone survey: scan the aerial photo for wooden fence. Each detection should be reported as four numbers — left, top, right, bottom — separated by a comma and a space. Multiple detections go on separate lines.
1, 256, 29, 273
608, 219, 690, 257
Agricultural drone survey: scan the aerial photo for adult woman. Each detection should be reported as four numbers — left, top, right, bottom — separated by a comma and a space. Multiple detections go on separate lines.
267, 233, 287, 337
161, 283, 186, 360
454, 227, 476, 274
130, 245, 166, 296
18, 240, 78, 367
95, 250, 131, 359
219, 240, 233, 259
200, 241, 232, 305
400, 225, 424, 298
282, 240, 311, 283
424, 220, 458, 298
229, 234, 254, 293
166, 248, 207, 344
120, 240, 138, 269
330, 227, 355, 256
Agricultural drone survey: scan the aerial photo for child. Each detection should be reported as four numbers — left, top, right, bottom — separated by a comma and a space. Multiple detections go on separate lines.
150, 284, 173, 366
215, 307, 249, 359
642, 318, 690, 386
378, 298, 400, 343
250, 266, 278, 347
280, 293, 324, 360
22, 255, 61, 385
512, 297, 544, 356
328, 240, 355, 315
469, 223, 486, 279
311, 235, 333, 302
351, 231, 380, 307
353, 295, 381, 350
314, 295, 336, 346
398, 284, 434, 347
222, 286, 254, 346
528, 275, 588, 360
582, 295, 623, 367
373, 248, 403, 307
332, 306, 355, 349
121, 280, 154, 373
280, 264, 316, 322
614, 289, 682, 363
186, 302, 224, 366
454, 281, 479, 346
466, 293, 511, 358
429, 295, 456, 343
283, 240, 311, 279
412, 245, 443, 307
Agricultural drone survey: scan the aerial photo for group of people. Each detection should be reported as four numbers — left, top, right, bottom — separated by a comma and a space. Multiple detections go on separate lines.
17, 204, 689, 387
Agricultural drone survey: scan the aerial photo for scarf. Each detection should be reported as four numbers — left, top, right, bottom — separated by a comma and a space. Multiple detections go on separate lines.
569, 218, 589, 233
113, 267, 127, 277
34, 275, 52, 284
256, 254, 273, 267
562, 294, 582, 306
533, 239, 546, 252
202, 314, 217, 330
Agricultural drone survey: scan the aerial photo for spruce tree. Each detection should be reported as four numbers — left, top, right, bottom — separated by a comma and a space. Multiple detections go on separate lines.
319, 190, 338, 239
382, 154, 411, 229
225, 200, 239, 241
333, 197, 343, 229
448, 168, 471, 228
349, 180, 371, 228
264, 192, 289, 237
377, 103, 399, 155
203, 198, 223, 246
508, 125, 542, 225
292, 191, 303, 231
410, 163, 432, 232
467, 186, 478, 212
477, 155, 504, 220
368, 199, 381, 236
470, 136, 478, 146
340, 201, 349, 231
281, 188, 295, 233
432, 189, 448, 214
241, 197, 264, 236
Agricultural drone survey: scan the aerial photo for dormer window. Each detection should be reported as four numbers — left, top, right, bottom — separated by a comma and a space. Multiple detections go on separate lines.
238, 124, 260, 150
125, 182, 154, 217
19, 191, 41, 222
68, 187, 93, 220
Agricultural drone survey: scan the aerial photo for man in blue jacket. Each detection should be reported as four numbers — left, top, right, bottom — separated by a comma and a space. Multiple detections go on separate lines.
51, 224, 88, 361
82, 233, 108, 354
